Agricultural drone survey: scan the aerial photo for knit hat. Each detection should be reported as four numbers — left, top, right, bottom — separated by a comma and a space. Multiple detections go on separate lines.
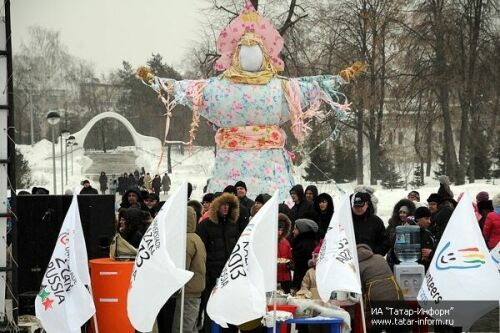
477, 200, 493, 212
294, 218, 318, 233
255, 193, 271, 204
234, 181, 247, 191
414, 206, 431, 220
427, 193, 442, 204
408, 190, 420, 201
202, 193, 215, 203
223, 185, 237, 195
493, 193, 500, 209
476, 191, 489, 203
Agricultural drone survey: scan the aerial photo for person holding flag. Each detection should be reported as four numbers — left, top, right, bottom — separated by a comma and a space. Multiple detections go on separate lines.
35, 193, 95, 333
418, 192, 500, 331
127, 182, 194, 333
206, 191, 279, 330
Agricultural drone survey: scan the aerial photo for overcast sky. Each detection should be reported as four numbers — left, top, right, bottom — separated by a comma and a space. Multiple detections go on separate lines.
11, 0, 209, 75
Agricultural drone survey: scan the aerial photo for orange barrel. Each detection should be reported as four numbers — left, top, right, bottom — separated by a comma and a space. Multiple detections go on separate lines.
89, 258, 135, 333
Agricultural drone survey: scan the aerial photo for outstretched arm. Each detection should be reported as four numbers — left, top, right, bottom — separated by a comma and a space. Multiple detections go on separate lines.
136, 66, 207, 109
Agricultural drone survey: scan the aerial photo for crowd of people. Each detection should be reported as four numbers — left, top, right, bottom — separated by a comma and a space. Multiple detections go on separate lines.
77, 169, 172, 197
108, 175, 500, 333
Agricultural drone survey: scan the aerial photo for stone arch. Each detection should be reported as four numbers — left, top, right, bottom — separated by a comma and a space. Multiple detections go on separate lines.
70, 111, 161, 151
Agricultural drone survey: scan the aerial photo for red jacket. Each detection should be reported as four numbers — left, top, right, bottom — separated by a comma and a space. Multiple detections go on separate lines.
277, 238, 292, 282
483, 211, 500, 249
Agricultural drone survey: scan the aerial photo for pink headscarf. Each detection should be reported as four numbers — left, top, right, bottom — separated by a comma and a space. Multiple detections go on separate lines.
214, 0, 284, 72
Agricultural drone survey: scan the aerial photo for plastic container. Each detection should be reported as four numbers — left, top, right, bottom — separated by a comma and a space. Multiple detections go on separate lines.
89, 258, 135, 333
394, 225, 421, 263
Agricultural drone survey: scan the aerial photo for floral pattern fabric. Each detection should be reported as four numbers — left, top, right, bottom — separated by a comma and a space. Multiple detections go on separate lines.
158, 75, 346, 201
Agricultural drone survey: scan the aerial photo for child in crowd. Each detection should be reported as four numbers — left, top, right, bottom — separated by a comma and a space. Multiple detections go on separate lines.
277, 213, 293, 293
296, 242, 322, 299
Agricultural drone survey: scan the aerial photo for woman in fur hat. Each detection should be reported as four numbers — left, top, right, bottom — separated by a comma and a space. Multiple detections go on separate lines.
277, 213, 293, 293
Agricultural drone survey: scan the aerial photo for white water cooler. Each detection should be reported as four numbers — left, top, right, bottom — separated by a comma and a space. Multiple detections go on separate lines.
393, 225, 425, 300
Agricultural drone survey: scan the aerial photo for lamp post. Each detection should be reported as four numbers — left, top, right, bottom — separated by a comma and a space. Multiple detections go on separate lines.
60, 130, 70, 193
61, 129, 70, 186
67, 135, 75, 179
46, 110, 60, 194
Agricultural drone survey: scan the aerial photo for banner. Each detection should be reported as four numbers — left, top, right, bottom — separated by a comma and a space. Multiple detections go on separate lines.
316, 195, 361, 302
418, 192, 500, 329
35, 194, 95, 333
128, 182, 194, 332
207, 191, 279, 327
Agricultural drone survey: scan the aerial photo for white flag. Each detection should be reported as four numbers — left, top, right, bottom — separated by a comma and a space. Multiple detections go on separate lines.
35, 193, 95, 333
316, 195, 362, 302
418, 193, 500, 329
127, 182, 194, 332
207, 191, 279, 327
491, 242, 500, 271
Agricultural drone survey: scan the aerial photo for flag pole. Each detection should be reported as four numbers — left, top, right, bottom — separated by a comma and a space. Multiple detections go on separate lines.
87, 285, 99, 333
272, 290, 277, 333
358, 295, 367, 333
180, 287, 185, 333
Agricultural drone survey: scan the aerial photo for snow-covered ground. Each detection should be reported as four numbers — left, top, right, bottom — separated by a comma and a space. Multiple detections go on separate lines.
17, 140, 499, 224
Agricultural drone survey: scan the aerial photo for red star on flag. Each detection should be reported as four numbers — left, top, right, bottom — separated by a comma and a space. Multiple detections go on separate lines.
42, 297, 54, 310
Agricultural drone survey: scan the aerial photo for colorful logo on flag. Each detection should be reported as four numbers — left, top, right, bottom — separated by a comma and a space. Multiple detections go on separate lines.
38, 288, 54, 311
436, 241, 486, 270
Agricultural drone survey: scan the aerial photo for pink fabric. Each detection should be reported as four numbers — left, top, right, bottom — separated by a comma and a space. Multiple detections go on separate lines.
215, 125, 285, 150
214, 1, 284, 72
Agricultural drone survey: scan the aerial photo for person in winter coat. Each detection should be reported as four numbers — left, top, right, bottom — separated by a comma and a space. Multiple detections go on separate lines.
350, 192, 389, 256
119, 188, 144, 210
79, 180, 98, 195
117, 207, 150, 249
98, 171, 108, 194
200, 193, 214, 223
357, 244, 405, 333
304, 185, 318, 204
235, 180, 255, 211
483, 193, 500, 250
476, 191, 494, 231
277, 213, 293, 293
313, 192, 334, 239
172, 207, 206, 333
162, 173, 171, 196
250, 193, 271, 218
196, 192, 241, 333
291, 218, 318, 291
143, 173, 152, 191
290, 184, 315, 223
296, 241, 321, 298
414, 206, 436, 271
427, 193, 453, 245
152, 174, 162, 196
385, 199, 416, 269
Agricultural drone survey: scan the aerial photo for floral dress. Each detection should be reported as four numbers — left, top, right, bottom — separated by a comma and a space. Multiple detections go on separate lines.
156, 75, 347, 201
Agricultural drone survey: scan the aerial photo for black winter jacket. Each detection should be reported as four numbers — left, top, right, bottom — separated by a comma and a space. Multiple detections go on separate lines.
291, 231, 317, 289
196, 193, 241, 288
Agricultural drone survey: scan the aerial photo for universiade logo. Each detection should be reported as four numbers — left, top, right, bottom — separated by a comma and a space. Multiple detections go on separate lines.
435, 241, 486, 270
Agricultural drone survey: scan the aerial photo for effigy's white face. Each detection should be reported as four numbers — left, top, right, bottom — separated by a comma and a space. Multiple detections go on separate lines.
239, 44, 264, 72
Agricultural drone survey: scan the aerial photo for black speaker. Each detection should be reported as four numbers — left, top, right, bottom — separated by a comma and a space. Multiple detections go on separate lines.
17, 195, 116, 314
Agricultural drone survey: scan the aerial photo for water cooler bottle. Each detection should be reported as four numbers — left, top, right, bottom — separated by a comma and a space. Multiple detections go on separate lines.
393, 225, 425, 300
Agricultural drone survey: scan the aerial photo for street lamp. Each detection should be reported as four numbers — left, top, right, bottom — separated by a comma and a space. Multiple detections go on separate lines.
67, 135, 75, 178
46, 110, 60, 194
61, 129, 70, 187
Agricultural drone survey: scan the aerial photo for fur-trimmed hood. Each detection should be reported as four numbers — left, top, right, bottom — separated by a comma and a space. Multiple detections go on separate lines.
278, 213, 291, 239
209, 192, 240, 224
388, 198, 416, 227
